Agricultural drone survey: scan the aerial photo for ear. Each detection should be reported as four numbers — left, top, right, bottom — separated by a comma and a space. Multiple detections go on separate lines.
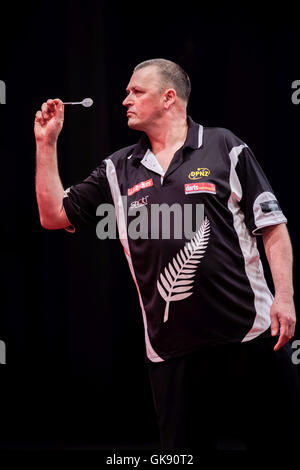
163, 88, 176, 109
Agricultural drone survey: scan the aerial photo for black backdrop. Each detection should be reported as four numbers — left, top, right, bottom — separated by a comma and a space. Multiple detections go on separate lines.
1, 0, 300, 453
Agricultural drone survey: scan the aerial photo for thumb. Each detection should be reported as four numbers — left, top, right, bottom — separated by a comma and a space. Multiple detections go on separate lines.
53, 98, 64, 118
271, 314, 279, 336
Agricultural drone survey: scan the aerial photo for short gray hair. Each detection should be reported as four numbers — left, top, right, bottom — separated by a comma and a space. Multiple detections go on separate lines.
134, 58, 191, 103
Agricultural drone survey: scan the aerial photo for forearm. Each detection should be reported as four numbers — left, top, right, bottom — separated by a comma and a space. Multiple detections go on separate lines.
35, 142, 65, 227
262, 223, 294, 298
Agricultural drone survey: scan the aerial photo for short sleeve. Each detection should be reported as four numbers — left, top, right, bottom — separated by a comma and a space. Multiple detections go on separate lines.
63, 159, 111, 233
235, 145, 287, 235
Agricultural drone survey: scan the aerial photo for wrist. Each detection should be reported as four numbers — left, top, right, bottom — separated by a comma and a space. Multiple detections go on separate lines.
36, 138, 57, 150
274, 290, 294, 301
36, 140, 57, 161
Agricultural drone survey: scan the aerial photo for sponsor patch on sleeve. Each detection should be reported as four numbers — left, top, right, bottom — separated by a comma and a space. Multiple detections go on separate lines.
260, 200, 281, 213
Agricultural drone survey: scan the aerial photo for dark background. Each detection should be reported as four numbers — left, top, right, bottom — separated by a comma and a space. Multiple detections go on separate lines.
0, 0, 300, 453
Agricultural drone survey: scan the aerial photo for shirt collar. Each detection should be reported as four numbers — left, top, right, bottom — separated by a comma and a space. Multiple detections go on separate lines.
131, 116, 203, 161
185, 116, 204, 150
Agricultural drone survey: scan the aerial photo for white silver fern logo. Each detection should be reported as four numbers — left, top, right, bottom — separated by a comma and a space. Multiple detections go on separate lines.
157, 217, 210, 323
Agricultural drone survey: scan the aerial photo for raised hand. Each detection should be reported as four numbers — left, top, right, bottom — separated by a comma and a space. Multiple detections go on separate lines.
34, 98, 64, 145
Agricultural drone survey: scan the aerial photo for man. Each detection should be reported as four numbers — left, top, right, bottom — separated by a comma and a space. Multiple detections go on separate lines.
35, 59, 299, 451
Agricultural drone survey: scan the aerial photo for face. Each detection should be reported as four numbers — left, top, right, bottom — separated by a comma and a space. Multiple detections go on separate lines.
122, 66, 165, 131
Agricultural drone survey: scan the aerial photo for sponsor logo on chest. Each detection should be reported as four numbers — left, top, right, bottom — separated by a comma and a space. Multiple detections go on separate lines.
128, 178, 154, 196
188, 167, 210, 180
130, 195, 149, 209
184, 182, 216, 195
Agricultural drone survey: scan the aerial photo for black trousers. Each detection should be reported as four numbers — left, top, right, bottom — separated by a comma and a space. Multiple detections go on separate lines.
147, 336, 300, 452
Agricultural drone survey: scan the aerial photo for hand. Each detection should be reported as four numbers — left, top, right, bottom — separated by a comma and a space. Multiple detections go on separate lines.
270, 294, 296, 351
34, 98, 64, 145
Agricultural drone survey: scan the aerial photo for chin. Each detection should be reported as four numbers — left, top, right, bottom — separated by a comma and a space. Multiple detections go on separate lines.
128, 119, 144, 131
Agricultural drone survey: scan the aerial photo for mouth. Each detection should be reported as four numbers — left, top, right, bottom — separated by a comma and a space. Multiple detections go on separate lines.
127, 111, 135, 117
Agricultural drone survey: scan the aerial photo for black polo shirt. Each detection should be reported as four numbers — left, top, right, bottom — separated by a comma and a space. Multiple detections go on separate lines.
63, 116, 287, 363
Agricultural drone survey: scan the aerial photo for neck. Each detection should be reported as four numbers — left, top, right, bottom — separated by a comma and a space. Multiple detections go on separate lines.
147, 115, 188, 154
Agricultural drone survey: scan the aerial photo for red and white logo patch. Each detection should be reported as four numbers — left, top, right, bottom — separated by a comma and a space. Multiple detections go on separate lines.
185, 182, 216, 195
128, 178, 154, 196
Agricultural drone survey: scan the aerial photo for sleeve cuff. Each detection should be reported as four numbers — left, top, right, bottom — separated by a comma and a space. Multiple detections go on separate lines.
63, 189, 76, 233
252, 218, 288, 236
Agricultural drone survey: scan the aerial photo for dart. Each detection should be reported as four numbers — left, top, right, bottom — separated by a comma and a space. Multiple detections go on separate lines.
63, 98, 93, 107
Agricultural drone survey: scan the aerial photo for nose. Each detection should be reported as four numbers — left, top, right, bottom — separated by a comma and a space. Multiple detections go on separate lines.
122, 94, 131, 107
